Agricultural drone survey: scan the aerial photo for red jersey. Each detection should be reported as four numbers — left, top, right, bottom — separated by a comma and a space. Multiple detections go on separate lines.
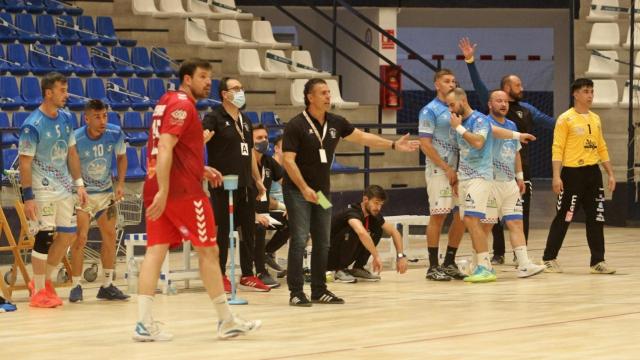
143, 90, 205, 201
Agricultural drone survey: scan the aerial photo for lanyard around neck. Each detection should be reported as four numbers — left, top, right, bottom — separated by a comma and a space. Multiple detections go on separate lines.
232, 113, 246, 142
303, 110, 328, 149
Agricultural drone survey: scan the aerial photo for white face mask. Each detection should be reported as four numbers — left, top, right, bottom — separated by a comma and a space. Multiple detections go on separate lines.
230, 90, 246, 108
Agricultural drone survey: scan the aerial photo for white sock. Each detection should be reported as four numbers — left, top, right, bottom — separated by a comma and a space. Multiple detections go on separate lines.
137, 295, 154, 325
102, 268, 114, 288
45, 264, 56, 281
34, 274, 46, 292
471, 249, 478, 269
477, 252, 492, 270
513, 246, 530, 268
72, 276, 82, 287
212, 293, 233, 322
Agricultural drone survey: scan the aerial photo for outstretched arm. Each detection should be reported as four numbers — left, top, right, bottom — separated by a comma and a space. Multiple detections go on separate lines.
459, 37, 489, 107
521, 102, 556, 130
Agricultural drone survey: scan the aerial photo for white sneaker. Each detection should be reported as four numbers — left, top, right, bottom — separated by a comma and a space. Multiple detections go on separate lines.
132, 321, 173, 342
590, 261, 616, 274
334, 270, 357, 283
517, 263, 545, 278
217, 315, 262, 339
543, 259, 563, 273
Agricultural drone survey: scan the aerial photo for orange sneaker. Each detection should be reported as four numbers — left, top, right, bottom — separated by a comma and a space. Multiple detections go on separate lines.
29, 289, 59, 308
46, 288, 63, 307
223, 275, 231, 294
28, 279, 57, 297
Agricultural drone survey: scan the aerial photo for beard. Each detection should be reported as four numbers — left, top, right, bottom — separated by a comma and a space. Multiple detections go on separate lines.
509, 90, 523, 101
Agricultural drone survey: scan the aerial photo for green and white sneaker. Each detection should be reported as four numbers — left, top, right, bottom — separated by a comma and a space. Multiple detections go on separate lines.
463, 265, 497, 283
132, 321, 173, 342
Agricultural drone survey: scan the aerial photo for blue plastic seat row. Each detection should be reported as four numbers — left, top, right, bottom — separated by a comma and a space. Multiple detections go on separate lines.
0, 0, 83, 15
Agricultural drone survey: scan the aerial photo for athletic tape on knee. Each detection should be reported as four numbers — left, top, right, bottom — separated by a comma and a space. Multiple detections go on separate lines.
33, 231, 55, 255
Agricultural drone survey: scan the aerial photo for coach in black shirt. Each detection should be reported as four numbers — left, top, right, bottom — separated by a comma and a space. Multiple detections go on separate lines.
203, 77, 267, 292
282, 78, 419, 306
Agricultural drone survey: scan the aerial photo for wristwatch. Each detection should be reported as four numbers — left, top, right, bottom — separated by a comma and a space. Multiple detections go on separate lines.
397, 253, 407, 259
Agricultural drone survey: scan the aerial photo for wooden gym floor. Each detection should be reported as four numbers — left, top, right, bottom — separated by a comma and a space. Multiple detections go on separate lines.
1, 225, 639, 360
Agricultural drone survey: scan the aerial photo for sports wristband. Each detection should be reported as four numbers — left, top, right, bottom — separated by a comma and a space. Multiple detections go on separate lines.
22, 187, 35, 201
516, 172, 524, 180
464, 56, 474, 64
511, 131, 521, 140
455, 125, 467, 136
73, 178, 85, 187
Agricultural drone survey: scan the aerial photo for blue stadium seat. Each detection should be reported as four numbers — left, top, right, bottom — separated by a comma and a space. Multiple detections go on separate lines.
36, 14, 57, 44
131, 47, 153, 77
123, 111, 148, 145
57, 15, 79, 45
150, 47, 175, 78
167, 78, 180, 91
261, 111, 282, 141
211, 79, 221, 102
12, 112, 29, 129
77, 16, 99, 45
95, 16, 117, 46
86, 78, 109, 106
107, 111, 121, 127
0, 13, 18, 43
147, 78, 166, 105
245, 111, 259, 125
2, 149, 18, 181
43, 0, 64, 14
69, 111, 79, 129
91, 45, 114, 76
0, 45, 8, 75
3, 0, 26, 13
6, 43, 30, 75
127, 78, 152, 111
0, 76, 23, 110
70, 45, 94, 76
21, 76, 43, 110
50, 44, 74, 75
0, 113, 18, 147
59, 0, 82, 16
125, 147, 146, 181
196, 81, 221, 109
118, 38, 137, 47
143, 111, 153, 129
15, 13, 40, 43
26, 0, 45, 14
106, 77, 130, 111
29, 43, 54, 75
111, 46, 135, 77
140, 146, 147, 172
67, 77, 87, 110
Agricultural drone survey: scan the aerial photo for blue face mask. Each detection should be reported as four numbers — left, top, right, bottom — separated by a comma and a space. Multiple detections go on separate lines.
231, 90, 246, 108
255, 140, 269, 154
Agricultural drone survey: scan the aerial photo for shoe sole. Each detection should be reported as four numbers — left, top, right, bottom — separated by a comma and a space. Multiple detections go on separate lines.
464, 278, 497, 283
132, 334, 172, 342
311, 300, 345, 304
218, 320, 262, 340
334, 279, 357, 283
289, 302, 312, 307
352, 277, 380, 282
590, 271, 616, 274
426, 276, 452, 281
69, 298, 83, 303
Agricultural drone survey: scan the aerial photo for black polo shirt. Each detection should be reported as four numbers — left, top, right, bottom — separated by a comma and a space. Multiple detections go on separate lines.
282, 110, 354, 194
203, 105, 254, 188
330, 203, 385, 243
256, 154, 283, 213
507, 101, 534, 180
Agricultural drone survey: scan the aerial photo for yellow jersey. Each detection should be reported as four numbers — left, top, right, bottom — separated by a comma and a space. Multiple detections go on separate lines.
551, 108, 610, 167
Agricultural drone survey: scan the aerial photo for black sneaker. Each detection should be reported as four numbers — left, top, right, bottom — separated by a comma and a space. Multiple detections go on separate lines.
258, 272, 281, 288
289, 292, 312, 307
97, 284, 130, 301
265, 253, 284, 272
491, 255, 505, 265
311, 290, 345, 304
425, 266, 453, 281
440, 263, 468, 280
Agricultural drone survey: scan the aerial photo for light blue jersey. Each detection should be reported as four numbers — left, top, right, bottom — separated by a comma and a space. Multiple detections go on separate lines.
455, 111, 493, 181
489, 116, 521, 182
270, 180, 284, 203
18, 108, 76, 201
74, 123, 126, 194
418, 97, 458, 175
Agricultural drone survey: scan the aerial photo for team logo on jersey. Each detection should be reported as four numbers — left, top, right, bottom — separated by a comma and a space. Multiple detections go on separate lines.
516, 111, 524, 119
153, 105, 167, 117
179, 226, 190, 237
170, 109, 187, 125
329, 128, 337, 139
50, 140, 68, 167
583, 137, 597, 150
87, 158, 108, 180
465, 193, 475, 207
500, 142, 517, 161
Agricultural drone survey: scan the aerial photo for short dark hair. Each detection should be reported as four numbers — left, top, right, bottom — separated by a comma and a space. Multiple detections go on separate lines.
273, 134, 283, 146
253, 123, 267, 133
41, 72, 67, 96
85, 99, 107, 112
364, 185, 386, 201
303, 78, 327, 106
178, 58, 211, 83
571, 78, 594, 93
433, 68, 454, 83
218, 77, 237, 101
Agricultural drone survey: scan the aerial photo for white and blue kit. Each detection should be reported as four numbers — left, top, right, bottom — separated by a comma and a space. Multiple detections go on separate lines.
484, 116, 523, 224
418, 97, 459, 215
454, 110, 494, 219
74, 123, 126, 217
18, 108, 77, 232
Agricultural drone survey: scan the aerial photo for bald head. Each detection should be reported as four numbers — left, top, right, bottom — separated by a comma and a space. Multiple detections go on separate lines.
500, 74, 523, 101
488, 90, 509, 119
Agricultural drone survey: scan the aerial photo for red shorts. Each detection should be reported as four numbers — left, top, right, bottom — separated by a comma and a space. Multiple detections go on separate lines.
146, 195, 217, 248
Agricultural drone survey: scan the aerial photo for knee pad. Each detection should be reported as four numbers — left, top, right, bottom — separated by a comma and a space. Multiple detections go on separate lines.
33, 231, 55, 256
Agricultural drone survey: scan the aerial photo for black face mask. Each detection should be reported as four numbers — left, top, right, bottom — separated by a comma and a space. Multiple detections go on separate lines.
255, 140, 269, 154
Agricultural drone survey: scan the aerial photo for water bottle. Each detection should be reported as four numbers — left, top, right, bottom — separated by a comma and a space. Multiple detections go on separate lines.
127, 257, 139, 294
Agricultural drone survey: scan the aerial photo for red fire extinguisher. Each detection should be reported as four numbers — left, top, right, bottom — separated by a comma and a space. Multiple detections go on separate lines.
386, 75, 399, 107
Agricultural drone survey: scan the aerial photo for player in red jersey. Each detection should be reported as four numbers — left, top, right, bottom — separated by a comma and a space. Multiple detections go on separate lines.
132, 58, 261, 342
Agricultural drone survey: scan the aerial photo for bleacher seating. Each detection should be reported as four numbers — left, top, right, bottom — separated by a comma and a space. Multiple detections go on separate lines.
7, 43, 30, 75
21, 76, 43, 110
112, 46, 135, 77
70, 45, 94, 76
92, 45, 115, 76
0, 13, 17, 43
127, 78, 152, 110
587, 0, 619, 22
245, 111, 259, 125
0, 113, 17, 146
29, 43, 54, 75
586, 23, 619, 49
125, 147, 146, 180
185, 18, 224, 48
36, 15, 57, 44
585, 50, 619, 77
218, 20, 252, 47
12, 112, 29, 129
67, 77, 87, 110
0, 76, 23, 110
238, 49, 277, 78
106, 77, 131, 111
132, 0, 158, 16
131, 47, 154, 77
290, 50, 331, 78
107, 111, 121, 127
591, 79, 619, 108
619, 80, 640, 108
57, 15, 80, 45
147, 78, 166, 104
77, 15, 99, 45
86, 77, 109, 105
251, 21, 290, 49
50, 44, 74, 75
15, 13, 39, 43
150, 47, 175, 77
95, 16, 118, 46
123, 111, 148, 145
